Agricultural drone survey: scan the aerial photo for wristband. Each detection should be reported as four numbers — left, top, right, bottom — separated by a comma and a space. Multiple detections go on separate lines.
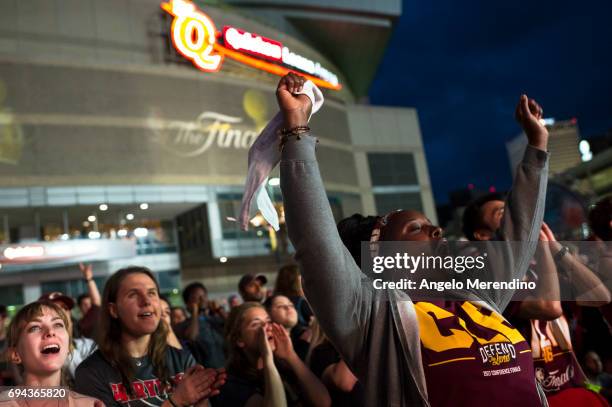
279, 125, 310, 136
85, 278, 93, 282
554, 246, 569, 263
278, 126, 310, 151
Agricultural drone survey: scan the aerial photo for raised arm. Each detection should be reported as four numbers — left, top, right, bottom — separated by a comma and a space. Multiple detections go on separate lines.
80, 263, 101, 306
277, 73, 374, 366
542, 223, 611, 306
271, 323, 331, 407
248, 326, 287, 407
515, 225, 563, 320
485, 95, 550, 310
182, 302, 202, 342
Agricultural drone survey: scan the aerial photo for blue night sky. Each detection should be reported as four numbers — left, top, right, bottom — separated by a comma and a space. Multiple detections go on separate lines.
369, 0, 612, 204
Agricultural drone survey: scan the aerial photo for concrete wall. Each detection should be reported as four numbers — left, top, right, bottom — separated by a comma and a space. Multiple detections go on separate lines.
346, 104, 437, 223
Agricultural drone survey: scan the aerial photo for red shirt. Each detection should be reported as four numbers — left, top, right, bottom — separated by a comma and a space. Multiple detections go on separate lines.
505, 303, 588, 396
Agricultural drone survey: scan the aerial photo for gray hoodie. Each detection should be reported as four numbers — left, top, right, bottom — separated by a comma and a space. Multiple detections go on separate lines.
280, 134, 549, 407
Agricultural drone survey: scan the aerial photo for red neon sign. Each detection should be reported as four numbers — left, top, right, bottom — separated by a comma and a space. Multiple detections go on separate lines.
222, 26, 282, 62
161, 0, 341, 90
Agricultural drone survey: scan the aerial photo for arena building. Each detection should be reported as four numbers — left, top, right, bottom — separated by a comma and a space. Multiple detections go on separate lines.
0, 0, 436, 305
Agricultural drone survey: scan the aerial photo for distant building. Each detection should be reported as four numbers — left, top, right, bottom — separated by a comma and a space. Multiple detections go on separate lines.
556, 146, 612, 200
506, 119, 581, 177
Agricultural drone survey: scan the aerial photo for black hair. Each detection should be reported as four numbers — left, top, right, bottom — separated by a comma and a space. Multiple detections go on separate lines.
589, 196, 612, 241
263, 294, 287, 311
182, 282, 207, 305
76, 293, 90, 307
462, 192, 506, 241
337, 214, 378, 265
0, 304, 6, 318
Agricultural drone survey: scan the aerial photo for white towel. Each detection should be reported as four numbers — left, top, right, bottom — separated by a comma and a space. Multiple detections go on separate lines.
238, 81, 324, 231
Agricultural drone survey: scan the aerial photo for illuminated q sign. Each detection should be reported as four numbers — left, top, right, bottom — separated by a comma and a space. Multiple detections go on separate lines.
161, 0, 223, 71
161, 0, 341, 90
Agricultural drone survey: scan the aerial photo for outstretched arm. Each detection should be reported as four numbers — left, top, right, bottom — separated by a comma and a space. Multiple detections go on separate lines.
278, 73, 374, 367
271, 324, 331, 407
516, 225, 563, 320
79, 263, 101, 306
485, 95, 550, 310
183, 303, 201, 342
542, 223, 611, 306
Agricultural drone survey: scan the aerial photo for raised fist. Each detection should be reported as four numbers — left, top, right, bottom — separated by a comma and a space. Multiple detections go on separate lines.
79, 263, 93, 280
276, 73, 312, 129
515, 94, 548, 151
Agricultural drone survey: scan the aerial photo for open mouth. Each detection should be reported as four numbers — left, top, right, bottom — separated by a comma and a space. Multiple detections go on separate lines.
41, 344, 60, 354
138, 312, 154, 318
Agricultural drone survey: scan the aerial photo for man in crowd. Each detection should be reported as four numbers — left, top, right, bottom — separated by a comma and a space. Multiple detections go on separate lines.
175, 282, 225, 368
463, 197, 610, 404
238, 273, 268, 303
77, 294, 92, 317
584, 351, 612, 404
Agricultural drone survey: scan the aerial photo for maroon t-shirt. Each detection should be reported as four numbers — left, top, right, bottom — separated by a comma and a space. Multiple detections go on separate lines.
415, 301, 541, 407
505, 303, 587, 396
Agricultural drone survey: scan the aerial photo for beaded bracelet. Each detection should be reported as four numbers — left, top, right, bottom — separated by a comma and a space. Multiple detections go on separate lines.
279, 125, 310, 136
278, 126, 311, 151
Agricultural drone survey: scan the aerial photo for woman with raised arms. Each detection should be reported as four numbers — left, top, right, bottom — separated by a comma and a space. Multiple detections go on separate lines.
275, 72, 551, 406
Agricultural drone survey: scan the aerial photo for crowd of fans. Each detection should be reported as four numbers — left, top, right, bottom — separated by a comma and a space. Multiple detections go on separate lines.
0, 74, 609, 406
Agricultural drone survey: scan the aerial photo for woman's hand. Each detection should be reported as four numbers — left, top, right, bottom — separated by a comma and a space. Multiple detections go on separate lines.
79, 263, 93, 280
276, 73, 312, 129
208, 368, 227, 397
541, 222, 562, 252
271, 323, 297, 362
257, 325, 274, 363
514, 94, 548, 151
171, 365, 217, 406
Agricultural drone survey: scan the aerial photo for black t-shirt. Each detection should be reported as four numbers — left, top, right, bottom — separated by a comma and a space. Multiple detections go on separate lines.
212, 368, 303, 407
290, 326, 310, 361
210, 373, 261, 407
74, 347, 195, 406
309, 341, 365, 407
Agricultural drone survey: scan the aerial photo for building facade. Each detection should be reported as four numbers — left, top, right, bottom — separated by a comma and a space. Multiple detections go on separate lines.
0, 0, 435, 305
